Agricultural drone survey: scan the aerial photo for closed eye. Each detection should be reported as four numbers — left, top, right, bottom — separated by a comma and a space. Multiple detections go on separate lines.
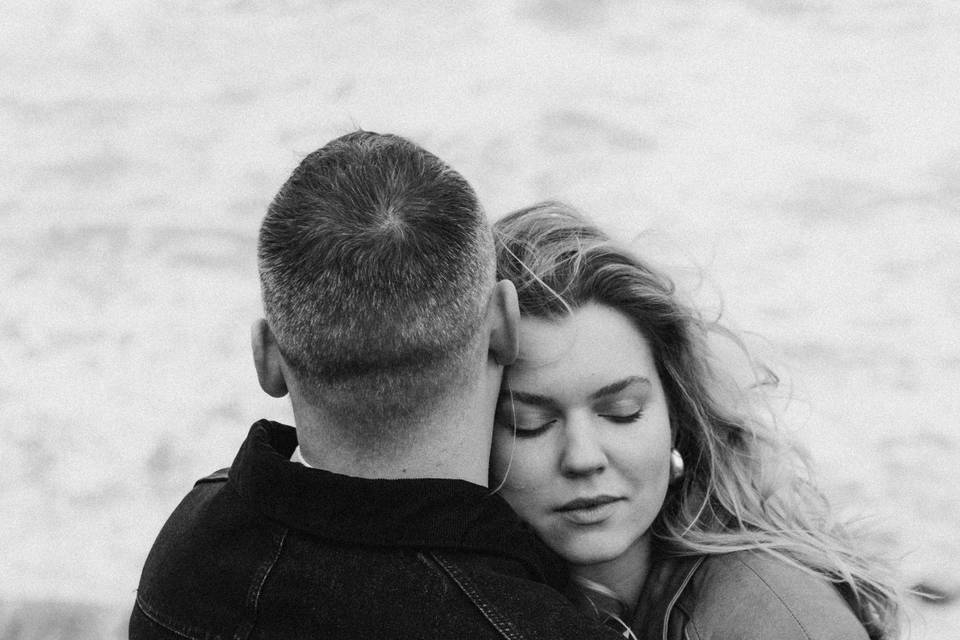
598, 410, 643, 424
514, 419, 559, 438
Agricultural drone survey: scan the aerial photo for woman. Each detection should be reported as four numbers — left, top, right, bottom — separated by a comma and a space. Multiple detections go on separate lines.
490, 202, 900, 640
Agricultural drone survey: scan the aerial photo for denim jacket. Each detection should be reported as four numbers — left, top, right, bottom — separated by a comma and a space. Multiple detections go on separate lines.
631, 549, 870, 640
130, 420, 622, 640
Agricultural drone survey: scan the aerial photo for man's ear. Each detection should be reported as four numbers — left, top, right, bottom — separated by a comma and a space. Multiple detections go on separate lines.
487, 279, 520, 366
251, 319, 289, 398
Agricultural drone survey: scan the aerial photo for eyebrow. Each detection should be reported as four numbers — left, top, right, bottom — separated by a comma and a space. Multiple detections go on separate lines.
499, 376, 651, 407
589, 376, 651, 400
499, 389, 557, 409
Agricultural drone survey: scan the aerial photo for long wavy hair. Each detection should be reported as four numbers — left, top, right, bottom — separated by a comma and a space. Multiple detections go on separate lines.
493, 201, 900, 639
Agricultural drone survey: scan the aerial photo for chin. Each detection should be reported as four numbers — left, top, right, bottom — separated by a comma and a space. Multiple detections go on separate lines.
558, 536, 635, 567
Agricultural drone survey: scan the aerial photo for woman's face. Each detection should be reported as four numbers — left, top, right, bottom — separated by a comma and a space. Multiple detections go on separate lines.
491, 302, 673, 567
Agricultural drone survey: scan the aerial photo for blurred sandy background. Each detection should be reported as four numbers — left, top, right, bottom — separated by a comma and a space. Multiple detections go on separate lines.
1, 1, 958, 638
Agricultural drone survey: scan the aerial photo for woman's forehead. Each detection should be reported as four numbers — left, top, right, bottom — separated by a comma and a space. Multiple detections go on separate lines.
512, 303, 657, 389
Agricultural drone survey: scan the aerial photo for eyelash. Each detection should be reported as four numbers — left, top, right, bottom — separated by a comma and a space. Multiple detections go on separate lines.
599, 410, 644, 424
508, 410, 644, 438
513, 419, 557, 438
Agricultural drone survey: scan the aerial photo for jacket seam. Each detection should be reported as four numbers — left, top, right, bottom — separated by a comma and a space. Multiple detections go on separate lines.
733, 555, 813, 640
134, 592, 219, 640
662, 556, 706, 640
194, 468, 230, 486
683, 623, 700, 640
134, 527, 287, 640
426, 551, 528, 640
234, 526, 288, 640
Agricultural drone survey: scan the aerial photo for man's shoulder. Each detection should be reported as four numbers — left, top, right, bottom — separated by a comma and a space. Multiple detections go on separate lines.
132, 464, 288, 639
145, 466, 255, 550
681, 551, 868, 640
136, 464, 282, 581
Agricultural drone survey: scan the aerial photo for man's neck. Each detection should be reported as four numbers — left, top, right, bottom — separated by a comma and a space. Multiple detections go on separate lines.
293, 384, 498, 486
285, 351, 506, 485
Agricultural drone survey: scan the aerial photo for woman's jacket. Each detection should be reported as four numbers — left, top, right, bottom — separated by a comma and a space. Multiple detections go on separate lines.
630, 550, 870, 640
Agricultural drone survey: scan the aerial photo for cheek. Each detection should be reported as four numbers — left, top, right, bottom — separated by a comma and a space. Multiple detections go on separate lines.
490, 437, 554, 518
618, 417, 673, 492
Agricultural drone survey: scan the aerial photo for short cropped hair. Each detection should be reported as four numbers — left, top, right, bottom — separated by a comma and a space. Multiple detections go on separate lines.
258, 131, 494, 427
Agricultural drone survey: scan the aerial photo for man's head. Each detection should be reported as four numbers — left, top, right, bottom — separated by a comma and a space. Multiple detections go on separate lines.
254, 131, 511, 446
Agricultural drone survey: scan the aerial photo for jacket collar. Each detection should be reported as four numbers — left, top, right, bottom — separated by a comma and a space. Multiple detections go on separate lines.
631, 550, 705, 640
227, 420, 569, 588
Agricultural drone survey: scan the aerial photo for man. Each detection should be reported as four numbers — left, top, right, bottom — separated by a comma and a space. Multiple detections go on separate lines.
130, 131, 622, 639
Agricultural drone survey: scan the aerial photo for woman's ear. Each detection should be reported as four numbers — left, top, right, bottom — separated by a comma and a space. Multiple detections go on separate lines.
251, 319, 289, 398
487, 279, 520, 366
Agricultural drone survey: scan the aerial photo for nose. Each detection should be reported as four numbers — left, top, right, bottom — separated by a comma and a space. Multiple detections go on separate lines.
559, 415, 607, 478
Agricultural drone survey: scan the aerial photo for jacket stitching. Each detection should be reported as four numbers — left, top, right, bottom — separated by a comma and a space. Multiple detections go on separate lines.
734, 555, 813, 640
234, 527, 288, 640
134, 592, 219, 640
134, 527, 287, 640
685, 606, 704, 640
427, 551, 528, 640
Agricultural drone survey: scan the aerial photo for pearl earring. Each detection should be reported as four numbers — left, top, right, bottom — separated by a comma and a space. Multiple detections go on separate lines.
669, 448, 685, 483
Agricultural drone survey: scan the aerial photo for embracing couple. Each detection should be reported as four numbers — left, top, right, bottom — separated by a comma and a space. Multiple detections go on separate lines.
130, 132, 898, 639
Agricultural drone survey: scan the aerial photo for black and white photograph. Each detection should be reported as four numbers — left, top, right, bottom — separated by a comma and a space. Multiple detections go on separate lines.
2, 1, 958, 638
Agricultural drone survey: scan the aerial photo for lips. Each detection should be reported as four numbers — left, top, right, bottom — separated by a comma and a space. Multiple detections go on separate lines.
555, 495, 623, 525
